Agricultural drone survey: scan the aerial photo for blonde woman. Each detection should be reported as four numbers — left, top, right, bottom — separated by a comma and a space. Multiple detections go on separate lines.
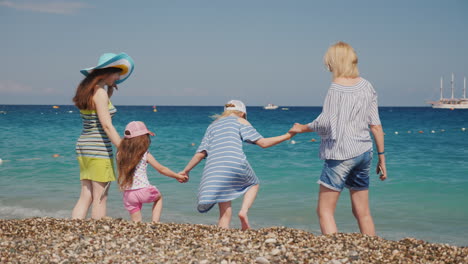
290, 42, 387, 235
72, 53, 134, 219
181, 100, 295, 230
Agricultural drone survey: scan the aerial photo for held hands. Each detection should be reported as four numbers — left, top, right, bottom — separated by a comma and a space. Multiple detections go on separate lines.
176, 172, 189, 183
289, 123, 305, 134
176, 170, 189, 183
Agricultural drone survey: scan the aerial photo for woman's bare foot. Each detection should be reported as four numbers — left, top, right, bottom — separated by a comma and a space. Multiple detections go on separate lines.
238, 210, 250, 230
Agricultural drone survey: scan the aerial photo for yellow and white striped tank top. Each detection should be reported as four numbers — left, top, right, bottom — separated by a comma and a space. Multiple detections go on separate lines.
76, 102, 117, 159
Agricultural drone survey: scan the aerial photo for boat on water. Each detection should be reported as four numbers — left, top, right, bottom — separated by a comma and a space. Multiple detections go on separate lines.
263, 103, 279, 110
428, 74, 468, 109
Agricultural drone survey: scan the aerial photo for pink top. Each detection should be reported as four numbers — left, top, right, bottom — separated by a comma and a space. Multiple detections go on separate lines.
126, 152, 152, 190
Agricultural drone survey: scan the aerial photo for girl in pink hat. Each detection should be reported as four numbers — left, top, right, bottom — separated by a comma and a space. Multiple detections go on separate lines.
117, 121, 188, 222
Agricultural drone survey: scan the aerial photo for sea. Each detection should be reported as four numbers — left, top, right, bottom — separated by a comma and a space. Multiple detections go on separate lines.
0, 105, 467, 246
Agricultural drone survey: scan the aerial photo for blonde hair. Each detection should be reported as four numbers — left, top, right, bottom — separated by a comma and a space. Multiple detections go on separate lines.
324, 41, 359, 79
211, 103, 246, 121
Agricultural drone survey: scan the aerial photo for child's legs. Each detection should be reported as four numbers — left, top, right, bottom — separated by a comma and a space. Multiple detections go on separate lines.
151, 195, 163, 222
91, 181, 108, 219
218, 201, 232, 229
130, 210, 142, 222
317, 185, 341, 234
350, 189, 375, 236
238, 184, 259, 230
72, 180, 93, 219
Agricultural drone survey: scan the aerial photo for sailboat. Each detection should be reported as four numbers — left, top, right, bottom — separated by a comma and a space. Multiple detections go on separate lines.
428, 73, 468, 109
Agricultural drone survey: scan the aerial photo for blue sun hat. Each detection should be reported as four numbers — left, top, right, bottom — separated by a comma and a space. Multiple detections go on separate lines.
80, 52, 134, 84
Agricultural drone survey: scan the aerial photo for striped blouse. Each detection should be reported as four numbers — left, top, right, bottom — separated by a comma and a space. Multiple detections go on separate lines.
308, 78, 381, 160
76, 102, 116, 159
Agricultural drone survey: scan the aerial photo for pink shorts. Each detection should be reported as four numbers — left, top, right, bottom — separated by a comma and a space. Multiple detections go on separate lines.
123, 186, 161, 214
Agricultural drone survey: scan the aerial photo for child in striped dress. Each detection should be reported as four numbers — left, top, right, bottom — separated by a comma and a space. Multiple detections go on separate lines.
117, 121, 188, 222
181, 100, 295, 230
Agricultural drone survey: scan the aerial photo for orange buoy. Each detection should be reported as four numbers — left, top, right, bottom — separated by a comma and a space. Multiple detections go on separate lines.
418, 130, 424, 134
310, 138, 316, 142
52, 154, 60, 158
52, 106, 59, 109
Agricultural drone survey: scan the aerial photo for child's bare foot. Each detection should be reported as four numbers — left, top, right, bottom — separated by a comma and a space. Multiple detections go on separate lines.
238, 210, 250, 230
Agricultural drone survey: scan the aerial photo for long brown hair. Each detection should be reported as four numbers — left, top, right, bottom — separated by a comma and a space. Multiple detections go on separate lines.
117, 135, 151, 190
73, 67, 122, 110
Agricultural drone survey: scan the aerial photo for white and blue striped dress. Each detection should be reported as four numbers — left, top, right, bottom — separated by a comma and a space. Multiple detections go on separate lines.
196, 116, 263, 213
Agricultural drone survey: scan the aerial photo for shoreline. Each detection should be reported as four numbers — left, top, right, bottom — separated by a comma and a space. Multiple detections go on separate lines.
1, 217, 466, 263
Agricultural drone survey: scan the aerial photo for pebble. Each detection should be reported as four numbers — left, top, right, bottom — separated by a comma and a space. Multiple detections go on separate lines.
255, 256, 270, 264
270, 249, 281, 255
0, 218, 466, 263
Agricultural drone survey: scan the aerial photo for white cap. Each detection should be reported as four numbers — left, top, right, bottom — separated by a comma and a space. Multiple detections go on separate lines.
224, 100, 246, 114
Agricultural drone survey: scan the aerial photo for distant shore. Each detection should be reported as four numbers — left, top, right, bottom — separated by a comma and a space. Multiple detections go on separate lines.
0, 217, 466, 263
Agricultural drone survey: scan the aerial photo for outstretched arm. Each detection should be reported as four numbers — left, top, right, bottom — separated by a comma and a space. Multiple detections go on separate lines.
289, 123, 314, 133
255, 132, 295, 148
370, 124, 387, 181
147, 153, 188, 183
180, 151, 207, 177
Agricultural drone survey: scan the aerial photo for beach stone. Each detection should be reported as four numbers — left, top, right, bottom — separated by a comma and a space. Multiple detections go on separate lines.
270, 248, 281, 256
255, 256, 270, 264
264, 238, 276, 244
348, 250, 359, 260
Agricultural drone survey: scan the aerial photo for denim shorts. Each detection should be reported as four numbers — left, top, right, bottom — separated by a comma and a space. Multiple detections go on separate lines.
318, 150, 372, 191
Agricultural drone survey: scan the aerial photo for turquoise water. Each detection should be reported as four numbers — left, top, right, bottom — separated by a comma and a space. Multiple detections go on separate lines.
0, 105, 467, 246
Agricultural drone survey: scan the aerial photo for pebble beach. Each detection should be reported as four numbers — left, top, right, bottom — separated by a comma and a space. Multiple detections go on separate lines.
1, 217, 466, 264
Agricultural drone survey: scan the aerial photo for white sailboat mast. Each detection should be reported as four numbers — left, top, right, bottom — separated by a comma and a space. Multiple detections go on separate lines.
451, 73, 455, 99
464, 77, 466, 99
440, 77, 443, 100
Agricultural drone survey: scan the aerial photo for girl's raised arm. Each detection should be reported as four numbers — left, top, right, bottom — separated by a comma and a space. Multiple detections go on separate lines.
181, 151, 207, 177
238, 118, 295, 149
147, 153, 188, 183
254, 133, 294, 148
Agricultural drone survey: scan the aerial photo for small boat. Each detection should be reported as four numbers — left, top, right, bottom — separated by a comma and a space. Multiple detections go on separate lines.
281, 107, 289, 111
263, 103, 279, 110
152, 105, 158, 112
428, 74, 468, 109
52, 105, 60, 109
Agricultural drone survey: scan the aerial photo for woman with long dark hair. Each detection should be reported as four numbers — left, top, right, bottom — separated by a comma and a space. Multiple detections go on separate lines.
71, 53, 134, 219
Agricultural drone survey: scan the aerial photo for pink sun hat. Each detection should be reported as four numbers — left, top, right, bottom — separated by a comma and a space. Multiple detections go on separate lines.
124, 121, 155, 139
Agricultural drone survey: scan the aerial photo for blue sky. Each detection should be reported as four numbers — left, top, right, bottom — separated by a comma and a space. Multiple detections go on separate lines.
1, 0, 467, 106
